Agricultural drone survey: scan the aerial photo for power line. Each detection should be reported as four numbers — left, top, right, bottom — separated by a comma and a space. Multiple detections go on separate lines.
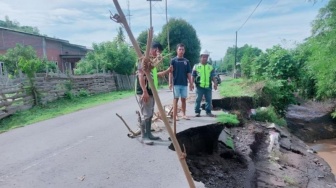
237, 0, 263, 32
233, 0, 263, 78
125, 0, 132, 28
151, 2, 169, 26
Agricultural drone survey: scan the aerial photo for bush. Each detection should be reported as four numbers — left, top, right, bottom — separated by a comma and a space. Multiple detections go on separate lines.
253, 106, 287, 126
78, 89, 89, 97
64, 91, 75, 100
258, 79, 296, 117
63, 80, 75, 100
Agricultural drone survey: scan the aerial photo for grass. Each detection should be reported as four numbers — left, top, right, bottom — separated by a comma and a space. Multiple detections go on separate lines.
219, 77, 256, 97
253, 106, 287, 127
225, 136, 235, 150
0, 90, 134, 133
216, 112, 240, 125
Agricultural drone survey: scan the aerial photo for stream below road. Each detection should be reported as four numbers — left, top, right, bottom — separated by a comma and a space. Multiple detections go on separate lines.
308, 138, 336, 178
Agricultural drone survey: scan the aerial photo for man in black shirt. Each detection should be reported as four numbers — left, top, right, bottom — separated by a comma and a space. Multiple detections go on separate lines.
136, 42, 172, 145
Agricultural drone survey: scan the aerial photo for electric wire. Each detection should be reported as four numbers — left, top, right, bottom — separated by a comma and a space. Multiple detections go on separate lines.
237, 0, 263, 32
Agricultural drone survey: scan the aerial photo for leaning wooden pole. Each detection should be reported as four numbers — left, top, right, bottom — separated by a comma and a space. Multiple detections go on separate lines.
173, 99, 177, 134
145, 28, 195, 188
111, 1, 195, 187
112, 0, 142, 58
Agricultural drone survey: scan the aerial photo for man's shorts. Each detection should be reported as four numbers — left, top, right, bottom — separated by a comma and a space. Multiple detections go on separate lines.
173, 85, 188, 99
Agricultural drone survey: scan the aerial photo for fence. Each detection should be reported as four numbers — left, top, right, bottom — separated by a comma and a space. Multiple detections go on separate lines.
0, 72, 138, 120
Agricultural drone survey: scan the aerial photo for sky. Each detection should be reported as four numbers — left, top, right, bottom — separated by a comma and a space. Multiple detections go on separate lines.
0, 0, 328, 60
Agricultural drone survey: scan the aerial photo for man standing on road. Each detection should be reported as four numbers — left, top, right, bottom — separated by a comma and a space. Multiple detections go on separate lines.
136, 42, 172, 145
169, 43, 194, 120
192, 50, 218, 117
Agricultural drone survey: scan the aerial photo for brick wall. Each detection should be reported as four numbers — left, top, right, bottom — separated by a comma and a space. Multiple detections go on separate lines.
0, 29, 43, 56
0, 27, 89, 73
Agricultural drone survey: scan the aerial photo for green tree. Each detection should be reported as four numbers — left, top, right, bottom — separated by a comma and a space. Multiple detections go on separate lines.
115, 27, 126, 44
265, 45, 297, 80
136, 30, 160, 53
157, 18, 201, 67
75, 43, 109, 75
0, 44, 37, 76
311, 0, 336, 37
0, 16, 40, 35
304, 0, 336, 99
18, 57, 43, 105
222, 44, 262, 76
291, 43, 317, 99
222, 46, 235, 72
75, 40, 136, 75
137, 30, 149, 53
249, 45, 298, 81
250, 52, 269, 80
239, 44, 262, 78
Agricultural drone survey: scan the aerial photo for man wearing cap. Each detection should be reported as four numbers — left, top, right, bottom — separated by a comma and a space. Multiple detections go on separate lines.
136, 42, 172, 145
191, 50, 218, 117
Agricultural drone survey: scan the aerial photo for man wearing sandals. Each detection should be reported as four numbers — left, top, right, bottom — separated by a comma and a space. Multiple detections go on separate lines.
169, 43, 194, 120
192, 50, 218, 117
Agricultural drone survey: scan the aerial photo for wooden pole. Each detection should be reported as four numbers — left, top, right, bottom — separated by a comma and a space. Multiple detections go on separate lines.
149, 75, 195, 187
146, 28, 195, 188
173, 99, 177, 134
112, 0, 142, 58
112, 1, 195, 187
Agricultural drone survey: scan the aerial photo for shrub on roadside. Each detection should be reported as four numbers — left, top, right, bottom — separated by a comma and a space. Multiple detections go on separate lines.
257, 79, 296, 117
63, 80, 75, 100
254, 106, 287, 126
78, 89, 89, 97
64, 91, 75, 100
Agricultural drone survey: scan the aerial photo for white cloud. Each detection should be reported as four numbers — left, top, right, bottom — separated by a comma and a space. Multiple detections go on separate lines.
0, 0, 328, 60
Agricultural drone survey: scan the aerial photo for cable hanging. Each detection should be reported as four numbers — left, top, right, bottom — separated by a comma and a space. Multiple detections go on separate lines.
237, 0, 263, 32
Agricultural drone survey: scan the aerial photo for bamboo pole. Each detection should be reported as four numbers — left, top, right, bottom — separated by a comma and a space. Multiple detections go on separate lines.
111, 1, 195, 187
112, 0, 142, 58
173, 99, 177, 134
144, 28, 195, 188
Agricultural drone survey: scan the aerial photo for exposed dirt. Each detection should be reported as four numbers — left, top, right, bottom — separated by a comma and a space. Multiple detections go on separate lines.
170, 122, 336, 188
169, 97, 336, 188
286, 100, 336, 142
211, 97, 255, 119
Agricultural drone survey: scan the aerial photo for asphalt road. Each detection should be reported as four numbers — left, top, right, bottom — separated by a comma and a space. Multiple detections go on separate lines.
0, 88, 221, 188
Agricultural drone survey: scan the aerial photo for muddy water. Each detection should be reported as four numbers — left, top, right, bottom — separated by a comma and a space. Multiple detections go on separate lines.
309, 138, 336, 177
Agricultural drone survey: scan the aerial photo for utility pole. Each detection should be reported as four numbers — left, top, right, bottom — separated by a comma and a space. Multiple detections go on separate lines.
147, 0, 162, 28
234, 31, 238, 78
126, 0, 132, 28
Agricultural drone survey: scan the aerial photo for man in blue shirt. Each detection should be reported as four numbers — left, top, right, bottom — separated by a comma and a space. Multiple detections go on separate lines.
169, 43, 194, 120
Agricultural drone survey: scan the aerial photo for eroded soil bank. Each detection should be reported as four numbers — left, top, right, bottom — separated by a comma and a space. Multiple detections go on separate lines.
169, 96, 336, 187
286, 100, 336, 142
171, 122, 336, 188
